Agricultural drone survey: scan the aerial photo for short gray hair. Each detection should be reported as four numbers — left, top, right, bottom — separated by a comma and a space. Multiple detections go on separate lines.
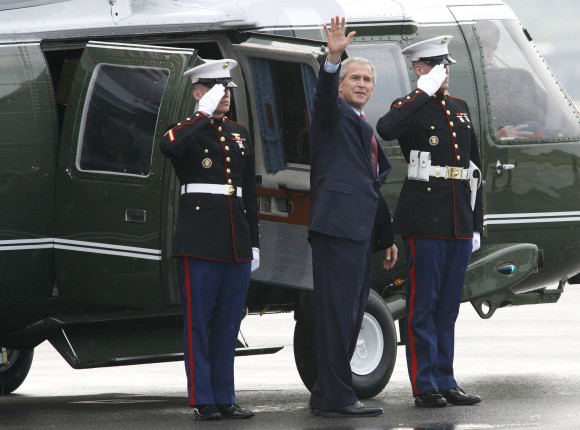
339, 57, 377, 84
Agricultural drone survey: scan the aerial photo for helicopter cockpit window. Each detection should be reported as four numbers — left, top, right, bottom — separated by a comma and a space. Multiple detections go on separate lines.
76, 64, 169, 175
249, 58, 315, 172
477, 19, 580, 142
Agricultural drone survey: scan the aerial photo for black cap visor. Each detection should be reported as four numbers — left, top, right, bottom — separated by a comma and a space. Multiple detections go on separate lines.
196, 78, 237, 88
419, 54, 456, 66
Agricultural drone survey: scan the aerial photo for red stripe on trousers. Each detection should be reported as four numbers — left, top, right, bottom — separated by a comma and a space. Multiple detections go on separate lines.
407, 238, 419, 395
184, 257, 195, 405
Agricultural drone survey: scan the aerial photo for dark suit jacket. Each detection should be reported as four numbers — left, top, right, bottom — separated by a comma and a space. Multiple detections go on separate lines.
308, 65, 394, 250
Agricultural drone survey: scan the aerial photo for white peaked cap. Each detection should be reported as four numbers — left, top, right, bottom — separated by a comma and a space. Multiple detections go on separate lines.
183, 58, 238, 87
402, 35, 455, 63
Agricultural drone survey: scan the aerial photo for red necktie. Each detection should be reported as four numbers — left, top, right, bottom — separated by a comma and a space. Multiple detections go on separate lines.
361, 113, 378, 178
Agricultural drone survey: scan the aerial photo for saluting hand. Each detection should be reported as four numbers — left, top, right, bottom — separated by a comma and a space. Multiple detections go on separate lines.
323, 16, 356, 65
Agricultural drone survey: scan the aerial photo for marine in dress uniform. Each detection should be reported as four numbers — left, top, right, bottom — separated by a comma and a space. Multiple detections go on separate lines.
308, 17, 397, 418
160, 59, 259, 420
376, 35, 483, 408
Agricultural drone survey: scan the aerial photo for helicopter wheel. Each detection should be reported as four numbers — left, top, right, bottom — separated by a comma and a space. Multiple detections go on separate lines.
0, 348, 34, 395
293, 289, 397, 399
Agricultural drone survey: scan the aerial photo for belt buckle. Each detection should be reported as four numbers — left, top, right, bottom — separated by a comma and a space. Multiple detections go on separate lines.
224, 184, 235, 196
447, 166, 463, 180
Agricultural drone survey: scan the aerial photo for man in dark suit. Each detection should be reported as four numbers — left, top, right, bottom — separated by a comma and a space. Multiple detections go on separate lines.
376, 35, 483, 408
308, 16, 398, 418
160, 59, 259, 420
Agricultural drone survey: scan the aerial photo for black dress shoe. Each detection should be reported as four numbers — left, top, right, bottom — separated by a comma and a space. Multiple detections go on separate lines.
415, 389, 448, 408
442, 387, 481, 405
321, 401, 383, 418
192, 404, 222, 420
216, 403, 255, 419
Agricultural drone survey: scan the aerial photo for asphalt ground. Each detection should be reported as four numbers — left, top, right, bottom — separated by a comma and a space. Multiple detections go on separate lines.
2, 285, 580, 429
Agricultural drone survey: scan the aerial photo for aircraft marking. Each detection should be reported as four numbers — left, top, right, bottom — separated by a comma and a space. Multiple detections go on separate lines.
484, 211, 580, 225
0, 238, 162, 260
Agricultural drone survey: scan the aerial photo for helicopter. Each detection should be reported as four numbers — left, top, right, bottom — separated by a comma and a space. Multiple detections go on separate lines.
1, 0, 579, 398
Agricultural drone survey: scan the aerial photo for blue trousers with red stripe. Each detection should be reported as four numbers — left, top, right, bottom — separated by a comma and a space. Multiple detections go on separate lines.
403, 237, 472, 396
180, 257, 251, 406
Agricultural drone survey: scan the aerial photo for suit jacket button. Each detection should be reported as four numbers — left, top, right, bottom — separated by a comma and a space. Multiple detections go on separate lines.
195, 206, 200, 211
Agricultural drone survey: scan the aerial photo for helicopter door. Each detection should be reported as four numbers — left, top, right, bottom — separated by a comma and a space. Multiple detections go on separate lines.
0, 43, 58, 305
233, 37, 325, 290
53, 41, 196, 310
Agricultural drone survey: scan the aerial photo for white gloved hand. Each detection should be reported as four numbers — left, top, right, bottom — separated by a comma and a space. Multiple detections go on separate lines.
197, 84, 225, 116
472, 232, 481, 253
417, 64, 447, 96
251, 247, 260, 272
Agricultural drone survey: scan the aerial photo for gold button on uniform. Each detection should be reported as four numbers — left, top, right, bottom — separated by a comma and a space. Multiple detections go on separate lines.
220, 136, 225, 142
225, 145, 230, 151
455, 144, 459, 149
457, 155, 461, 161
195, 206, 200, 211
218, 127, 222, 132
204, 149, 209, 153
427, 188, 432, 192
227, 168, 231, 173
450, 121, 454, 127
453, 132, 457, 137
442, 101, 446, 106
407, 96, 411, 99
226, 157, 231, 162
446, 110, 451, 115
228, 179, 232, 184
242, 151, 245, 155
210, 119, 214, 125
430, 126, 435, 130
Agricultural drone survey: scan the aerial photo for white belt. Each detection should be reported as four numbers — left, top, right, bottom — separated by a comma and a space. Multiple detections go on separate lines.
429, 165, 471, 180
180, 183, 242, 197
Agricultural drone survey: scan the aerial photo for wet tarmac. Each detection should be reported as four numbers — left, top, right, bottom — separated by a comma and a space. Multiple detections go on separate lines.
2, 286, 580, 429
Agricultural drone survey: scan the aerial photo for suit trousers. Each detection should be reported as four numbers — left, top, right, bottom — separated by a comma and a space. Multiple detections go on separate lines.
403, 237, 472, 396
180, 257, 251, 406
309, 232, 373, 410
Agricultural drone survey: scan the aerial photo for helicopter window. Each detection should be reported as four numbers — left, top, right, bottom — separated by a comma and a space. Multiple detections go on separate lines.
477, 19, 580, 142
249, 58, 315, 172
76, 64, 169, 175
345, 43, 411, 144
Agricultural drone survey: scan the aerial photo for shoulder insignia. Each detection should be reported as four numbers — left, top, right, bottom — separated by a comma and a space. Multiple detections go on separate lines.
164, 129, 176, 142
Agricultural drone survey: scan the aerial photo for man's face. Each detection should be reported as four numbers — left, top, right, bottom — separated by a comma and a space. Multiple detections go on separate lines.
339, 62, 375, 111
193, 84, 231, 117
415, 62, 450, 92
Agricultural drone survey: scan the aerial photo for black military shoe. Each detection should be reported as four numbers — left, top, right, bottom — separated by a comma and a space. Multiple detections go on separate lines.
216, 403, 255, 419
192, 404, 222, 420
414, 389, 448, 408
442, 387, 481, 405
321, 401, 383, 418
